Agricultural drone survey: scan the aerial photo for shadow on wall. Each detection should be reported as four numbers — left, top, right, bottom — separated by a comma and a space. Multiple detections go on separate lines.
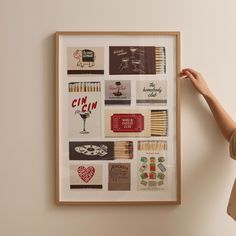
180, 79, 233, 205
41, 33, 56, 208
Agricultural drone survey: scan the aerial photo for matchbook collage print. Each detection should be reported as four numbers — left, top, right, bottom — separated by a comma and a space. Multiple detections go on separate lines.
67, 45, 170, 193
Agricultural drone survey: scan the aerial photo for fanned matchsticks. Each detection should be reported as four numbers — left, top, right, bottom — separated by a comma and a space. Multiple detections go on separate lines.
155, 47, 166, 74
69, 82, 101, 92
114, 141, 133, 159
138, 140, 167, 151
151, 110, 168, 136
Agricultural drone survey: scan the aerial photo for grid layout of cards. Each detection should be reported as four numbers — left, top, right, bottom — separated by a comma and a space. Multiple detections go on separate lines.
67, 46, 169, 191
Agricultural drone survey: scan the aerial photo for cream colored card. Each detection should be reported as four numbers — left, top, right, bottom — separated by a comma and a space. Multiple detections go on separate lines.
137, 140, 168, 190
67, 47, 104, 74
68, 82, 101, 138
136, 80, 167, 105
70, 164, 103, 189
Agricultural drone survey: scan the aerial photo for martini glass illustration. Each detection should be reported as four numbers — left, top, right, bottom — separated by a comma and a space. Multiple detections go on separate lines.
119, 58, 129, 71
132, 59, 144, 73
130, 47, 137, 58
79, 111, 91, 134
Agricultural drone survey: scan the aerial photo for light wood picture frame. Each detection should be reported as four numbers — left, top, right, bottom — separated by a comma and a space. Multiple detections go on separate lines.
56, 31, 181, 204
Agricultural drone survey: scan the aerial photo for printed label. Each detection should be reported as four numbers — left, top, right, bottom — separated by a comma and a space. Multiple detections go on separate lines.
68, 82, 101, 138
108, 163, 131, 191
105, 109, 151, 137
137, 141, 167, 190
109, 46, 166, 75
109, 46, 156, 75
111, 114, 144, 132
105, 80, 131, 105
70, 164, 103, 189
136, 80, 167, 105
69, 141, 114, 160
67, 47, 104, 75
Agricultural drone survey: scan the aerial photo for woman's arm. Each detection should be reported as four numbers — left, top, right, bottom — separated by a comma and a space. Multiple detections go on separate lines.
180, 68, 236, 141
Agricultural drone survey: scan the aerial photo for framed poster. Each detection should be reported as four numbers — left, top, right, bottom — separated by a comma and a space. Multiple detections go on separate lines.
56, 31, 181, 204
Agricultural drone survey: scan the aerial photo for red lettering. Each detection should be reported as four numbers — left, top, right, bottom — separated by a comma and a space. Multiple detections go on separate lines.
87, 103, 91, 111
72, 99, 77, 107
82, 104, 87, 112
91, 101, 97, 110
81, 96, 87, 105
72, 97, 97, 112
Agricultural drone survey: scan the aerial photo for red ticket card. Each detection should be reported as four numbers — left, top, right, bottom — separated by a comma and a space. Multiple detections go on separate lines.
111, 114, 144, 132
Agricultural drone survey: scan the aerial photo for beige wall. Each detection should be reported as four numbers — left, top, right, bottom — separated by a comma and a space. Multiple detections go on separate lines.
1, 0, 236, 235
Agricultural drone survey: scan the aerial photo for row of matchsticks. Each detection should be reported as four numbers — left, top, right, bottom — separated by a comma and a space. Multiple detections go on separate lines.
155, 47, 166, 74
69, 82, 101, 92
113, 139, 167, 159
151, 110, 168, 136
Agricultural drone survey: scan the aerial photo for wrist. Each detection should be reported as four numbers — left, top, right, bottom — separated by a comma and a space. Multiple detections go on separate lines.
202, 88, 213, 99
203, 89, 215, 101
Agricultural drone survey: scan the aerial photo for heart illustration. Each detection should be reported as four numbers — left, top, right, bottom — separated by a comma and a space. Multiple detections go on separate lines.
77, 166, 95, 183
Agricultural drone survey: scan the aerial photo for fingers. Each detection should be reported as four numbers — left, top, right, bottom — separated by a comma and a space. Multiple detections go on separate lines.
184, 70, 196, 82
179, 70, 190, 78
179, 68, 209, 95
180, 68, 202, 80
182, 68, 200, 76
184, 68, 200, 77
179, 71, 186, 77
180, 68, 196, 80
179, 71, 186, 79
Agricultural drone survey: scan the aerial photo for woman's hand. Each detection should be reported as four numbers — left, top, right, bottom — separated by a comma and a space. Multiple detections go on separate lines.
180, 68, 236, 141
180, 68, 211, 98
